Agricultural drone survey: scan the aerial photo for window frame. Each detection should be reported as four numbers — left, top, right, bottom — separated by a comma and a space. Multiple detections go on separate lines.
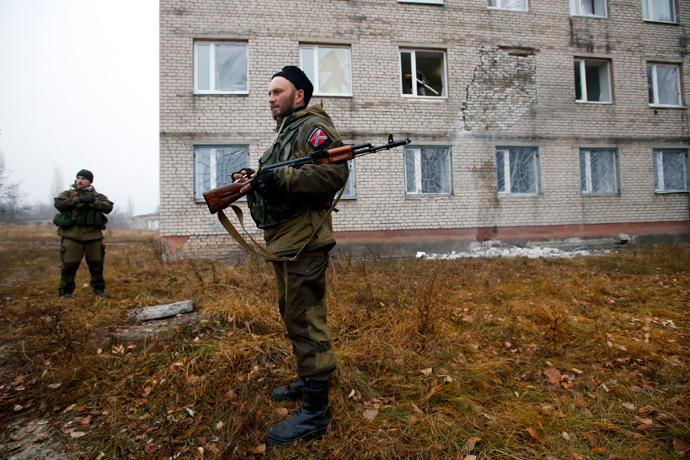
403, 145, 453, 196
194, 41, 249, 95
653, 149, 689, 193
340, 160, 356, 199
495, 147, 541, 195
300, 44, 353, 97
193, 145, 250, 200
570, 0, 607, 17
487, 0, 528, 12
642, 0, 676, 23
574, 58, 613, 104
397, 0, 443, 4
399, 49, 448, 99
579, 148, 620, 194
647, 63, 683, 108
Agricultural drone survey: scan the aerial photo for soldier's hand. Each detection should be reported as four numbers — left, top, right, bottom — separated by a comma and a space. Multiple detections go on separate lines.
250, 171, 279, 201
232, 168, 255, 181
79, 194, 96, 203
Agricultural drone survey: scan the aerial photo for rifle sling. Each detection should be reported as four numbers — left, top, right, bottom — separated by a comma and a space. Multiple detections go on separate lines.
216, 168, 349, 263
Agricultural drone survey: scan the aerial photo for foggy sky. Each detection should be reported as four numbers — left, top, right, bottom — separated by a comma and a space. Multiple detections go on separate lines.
0, 0, 160, 215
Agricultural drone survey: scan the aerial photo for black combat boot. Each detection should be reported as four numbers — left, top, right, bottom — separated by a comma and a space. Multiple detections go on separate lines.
265, 378, 331, 445
270, 377, 305, 402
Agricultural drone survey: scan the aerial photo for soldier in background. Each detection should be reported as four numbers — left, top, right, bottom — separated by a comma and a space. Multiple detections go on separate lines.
54, 169, 113, 299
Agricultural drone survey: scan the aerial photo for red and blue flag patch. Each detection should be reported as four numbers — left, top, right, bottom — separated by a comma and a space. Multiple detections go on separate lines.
308, 127, 331, 149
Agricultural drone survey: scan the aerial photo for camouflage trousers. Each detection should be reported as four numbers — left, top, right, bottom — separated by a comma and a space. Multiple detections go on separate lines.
272, 249, 335, 381
58, 238, 106, 295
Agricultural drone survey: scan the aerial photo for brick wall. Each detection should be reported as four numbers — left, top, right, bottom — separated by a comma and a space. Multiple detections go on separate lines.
160, 0, 690, 260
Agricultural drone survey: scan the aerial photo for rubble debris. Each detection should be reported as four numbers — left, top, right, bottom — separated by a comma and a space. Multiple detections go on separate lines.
128, 300, 194, 322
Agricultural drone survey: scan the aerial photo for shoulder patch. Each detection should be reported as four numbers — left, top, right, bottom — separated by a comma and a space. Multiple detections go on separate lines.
307, 126, 332, 149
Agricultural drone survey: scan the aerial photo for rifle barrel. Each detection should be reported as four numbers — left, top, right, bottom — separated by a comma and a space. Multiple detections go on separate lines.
352, 138, 411, 157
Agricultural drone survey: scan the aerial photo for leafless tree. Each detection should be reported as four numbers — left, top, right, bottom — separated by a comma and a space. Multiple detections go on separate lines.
127, 195, 135, 217
0, 150, 27, 222
50, 167, 66, 201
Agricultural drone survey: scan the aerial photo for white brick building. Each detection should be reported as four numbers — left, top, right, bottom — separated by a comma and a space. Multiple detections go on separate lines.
160, 0, 689, 260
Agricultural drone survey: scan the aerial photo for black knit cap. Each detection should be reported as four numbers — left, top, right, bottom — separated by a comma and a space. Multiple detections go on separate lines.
76, 169, 94, 183
272, 65, 313, 106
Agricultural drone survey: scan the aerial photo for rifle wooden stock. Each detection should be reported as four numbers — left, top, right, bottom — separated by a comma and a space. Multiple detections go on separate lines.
203, 136, 410, 214
204, 181, 247, 214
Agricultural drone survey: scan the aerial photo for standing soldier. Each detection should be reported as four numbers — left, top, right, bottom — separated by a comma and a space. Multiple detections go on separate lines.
54, 169, 113, 299
232, 66, 348, 444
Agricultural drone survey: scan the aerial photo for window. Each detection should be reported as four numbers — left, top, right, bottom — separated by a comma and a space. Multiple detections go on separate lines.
300, 45, 352, 96
194, 146, 250, 199
574, 59, 612, 103
341, 160, 356, 198
654, 149, 688, 192
400, 49, 446, 98
580, 149, 619, 194
397, 0, 443, 4
488, 0, 527, 11
194, 42, 248, 94
404, 146, 451, 195
570, 0, 606, 17
648, 64, 682, 107
496, 148, 540, 194
148, 220, 160, 231
642, 0, 675, 23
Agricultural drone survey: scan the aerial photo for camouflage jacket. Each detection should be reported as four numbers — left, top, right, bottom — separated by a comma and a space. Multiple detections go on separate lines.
247, 104, 348, 255
54, 184, 114, 241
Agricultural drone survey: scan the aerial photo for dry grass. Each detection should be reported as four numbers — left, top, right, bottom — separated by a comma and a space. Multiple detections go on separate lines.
0, 224, 688, 460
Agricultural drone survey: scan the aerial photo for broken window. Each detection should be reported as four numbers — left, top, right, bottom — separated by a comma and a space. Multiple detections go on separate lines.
654, 149, 688, 192
194, 146, 250, 199
194, 42, 248, 94
300, 45, 352, 96
404, 146, 451, 195
580, 149, 619, 194
400, 49, 446, 98
496, 148, 540, 194
570, 0, 606, 17
647, 64, 682, 107
642, 0, 675, 23
574, 59, 612, 103
487, 0, 527, 11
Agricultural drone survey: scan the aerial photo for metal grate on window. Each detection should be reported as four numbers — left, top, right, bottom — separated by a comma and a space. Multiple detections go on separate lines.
654, 149, 689, 192
580, 149, 618, 194
194, 146, 249, 199
404, 146, 451, 194
496, 148, 540, 194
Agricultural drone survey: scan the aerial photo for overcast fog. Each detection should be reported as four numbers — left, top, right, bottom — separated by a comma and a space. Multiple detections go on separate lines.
0, 0, 160, 215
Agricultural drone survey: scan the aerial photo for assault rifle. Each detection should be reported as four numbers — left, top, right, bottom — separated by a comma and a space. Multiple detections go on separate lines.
203, 135, 411, 214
